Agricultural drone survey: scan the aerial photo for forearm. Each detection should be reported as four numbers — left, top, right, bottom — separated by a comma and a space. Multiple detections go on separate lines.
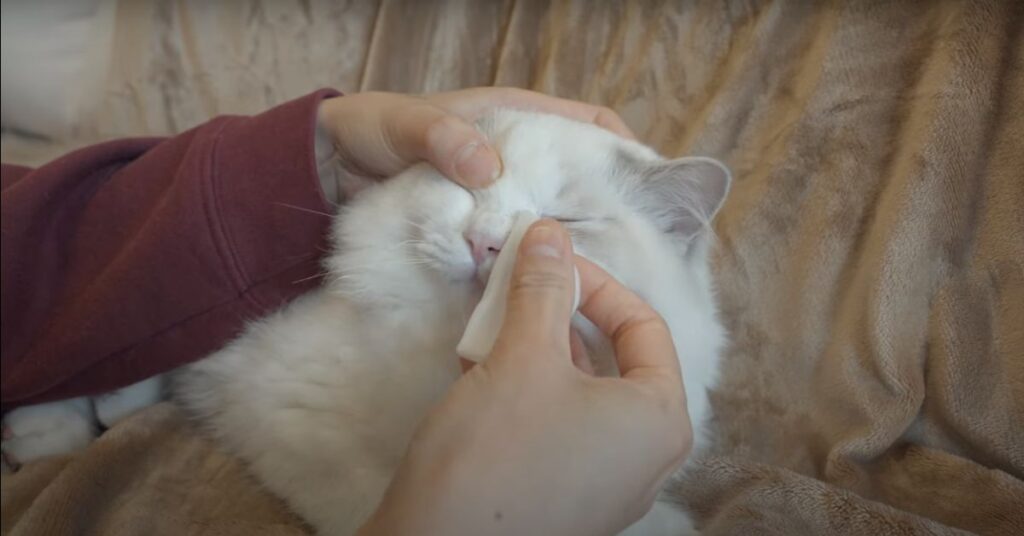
1, 89, 340, 411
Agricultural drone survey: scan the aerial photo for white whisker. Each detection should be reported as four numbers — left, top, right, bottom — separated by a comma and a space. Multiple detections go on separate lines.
403, 219, 433, 234
292, 272, 327, 284
275, 203, 335, 218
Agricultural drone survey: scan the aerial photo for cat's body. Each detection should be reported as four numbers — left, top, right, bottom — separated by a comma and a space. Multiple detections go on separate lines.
3, 110, 730, 535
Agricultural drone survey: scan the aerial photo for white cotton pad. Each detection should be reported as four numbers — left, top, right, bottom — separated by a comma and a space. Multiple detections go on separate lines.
456, 211, 581, 363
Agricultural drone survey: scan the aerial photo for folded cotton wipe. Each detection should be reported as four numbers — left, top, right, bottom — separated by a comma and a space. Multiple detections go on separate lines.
456, 211, 582, 363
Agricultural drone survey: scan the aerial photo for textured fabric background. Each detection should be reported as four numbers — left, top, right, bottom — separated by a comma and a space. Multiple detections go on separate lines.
3, 1, 1023, 534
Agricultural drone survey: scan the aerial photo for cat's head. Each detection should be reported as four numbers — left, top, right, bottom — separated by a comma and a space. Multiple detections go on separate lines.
327, 110, 730, 337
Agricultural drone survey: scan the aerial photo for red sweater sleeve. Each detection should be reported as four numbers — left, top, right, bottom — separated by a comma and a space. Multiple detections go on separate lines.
1, 89, 341, 412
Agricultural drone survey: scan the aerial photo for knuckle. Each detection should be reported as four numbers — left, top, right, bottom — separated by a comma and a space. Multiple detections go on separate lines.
655, 315, 673, 337
511, 269, 570, 295
667, 411, 694, 462
593, 106, 633, 138
644, 386, 692, 462
500, 86, 530, 99
419, 112, 479, 160
422, 111, 463, 141
595, 106, 617, 122
645, 311, 671, 332
614, 310, 670, 342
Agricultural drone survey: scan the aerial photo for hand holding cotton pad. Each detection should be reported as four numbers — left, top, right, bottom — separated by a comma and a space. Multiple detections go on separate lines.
456, 212, 581, 363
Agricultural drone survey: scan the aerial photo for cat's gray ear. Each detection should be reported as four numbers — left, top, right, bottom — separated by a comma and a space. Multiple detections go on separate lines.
627, 155, 732, 241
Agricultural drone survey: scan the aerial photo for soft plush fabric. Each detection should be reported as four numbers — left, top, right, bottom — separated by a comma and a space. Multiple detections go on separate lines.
1, 404, 305, 535
2, 1, 1022, 534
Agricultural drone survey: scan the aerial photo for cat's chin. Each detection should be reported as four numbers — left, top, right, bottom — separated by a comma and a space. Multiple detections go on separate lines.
434, 270, 485, 311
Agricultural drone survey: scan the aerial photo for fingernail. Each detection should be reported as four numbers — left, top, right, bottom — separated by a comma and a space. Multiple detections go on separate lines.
455, 142, 500, 187
525, 222, 565, 259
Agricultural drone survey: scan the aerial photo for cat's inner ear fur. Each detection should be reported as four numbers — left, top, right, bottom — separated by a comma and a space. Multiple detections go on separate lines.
623, 153, 732, 242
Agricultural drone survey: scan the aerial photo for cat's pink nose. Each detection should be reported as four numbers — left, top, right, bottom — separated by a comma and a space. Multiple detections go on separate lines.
465, 231, 504, 266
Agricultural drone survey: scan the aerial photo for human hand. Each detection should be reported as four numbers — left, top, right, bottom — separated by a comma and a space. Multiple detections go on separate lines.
358, 220, 692, 536
315, 88, 635, 201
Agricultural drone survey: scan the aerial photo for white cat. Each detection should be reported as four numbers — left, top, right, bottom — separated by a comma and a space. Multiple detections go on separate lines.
2, 109, 730, 535
176, 109, 730, 534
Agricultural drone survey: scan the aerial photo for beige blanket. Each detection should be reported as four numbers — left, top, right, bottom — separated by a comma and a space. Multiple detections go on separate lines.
3, 1, 1023, 534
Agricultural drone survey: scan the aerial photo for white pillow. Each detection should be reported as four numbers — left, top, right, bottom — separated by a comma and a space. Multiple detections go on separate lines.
1, 0, 115, 139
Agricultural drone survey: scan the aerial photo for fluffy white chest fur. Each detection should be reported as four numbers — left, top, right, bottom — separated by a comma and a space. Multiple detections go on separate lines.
7, 110, 730, 535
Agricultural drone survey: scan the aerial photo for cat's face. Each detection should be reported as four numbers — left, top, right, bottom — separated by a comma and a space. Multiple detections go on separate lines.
328, 110, 730, 332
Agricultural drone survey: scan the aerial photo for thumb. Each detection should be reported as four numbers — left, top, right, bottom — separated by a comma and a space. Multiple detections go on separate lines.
385, 101, 502, 188
491, 220, 576, 361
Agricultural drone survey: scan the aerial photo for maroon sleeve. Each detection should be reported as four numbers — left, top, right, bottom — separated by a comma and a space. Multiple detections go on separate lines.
1, 89, 341, 412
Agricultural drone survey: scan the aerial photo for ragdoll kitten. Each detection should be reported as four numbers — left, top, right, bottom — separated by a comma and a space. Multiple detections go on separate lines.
3, 109, 730, 535
177, 109, 730, 535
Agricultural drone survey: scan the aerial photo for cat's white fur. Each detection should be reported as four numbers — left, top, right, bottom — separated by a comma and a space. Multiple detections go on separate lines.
3, 109, 730, 535
178, 110, 730, 534
1, 377, 162, 470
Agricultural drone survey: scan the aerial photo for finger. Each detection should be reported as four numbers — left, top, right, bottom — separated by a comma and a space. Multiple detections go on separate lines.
575, 257, 680, 380
569, 328, 596, 375
435, 87, 637, 140
319, 93, 499, 186
491, 220, 575, 362
459, 357, 475, 374
383, 100, 502, 188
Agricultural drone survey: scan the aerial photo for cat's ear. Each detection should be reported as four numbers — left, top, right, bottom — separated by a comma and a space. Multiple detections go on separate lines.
626, 155, 732, 242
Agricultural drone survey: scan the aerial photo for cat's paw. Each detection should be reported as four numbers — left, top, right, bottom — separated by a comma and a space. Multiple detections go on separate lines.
1, 398, 97, 470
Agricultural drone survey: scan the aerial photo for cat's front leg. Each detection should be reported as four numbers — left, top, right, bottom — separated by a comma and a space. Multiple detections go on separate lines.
94, 376, 164, 427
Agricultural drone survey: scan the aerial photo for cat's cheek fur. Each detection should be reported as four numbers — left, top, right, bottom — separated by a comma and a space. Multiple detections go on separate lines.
326, 167, 477, 307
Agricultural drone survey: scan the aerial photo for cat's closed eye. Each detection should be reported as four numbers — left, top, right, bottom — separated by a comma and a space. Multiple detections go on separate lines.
547, 215, 613, 225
